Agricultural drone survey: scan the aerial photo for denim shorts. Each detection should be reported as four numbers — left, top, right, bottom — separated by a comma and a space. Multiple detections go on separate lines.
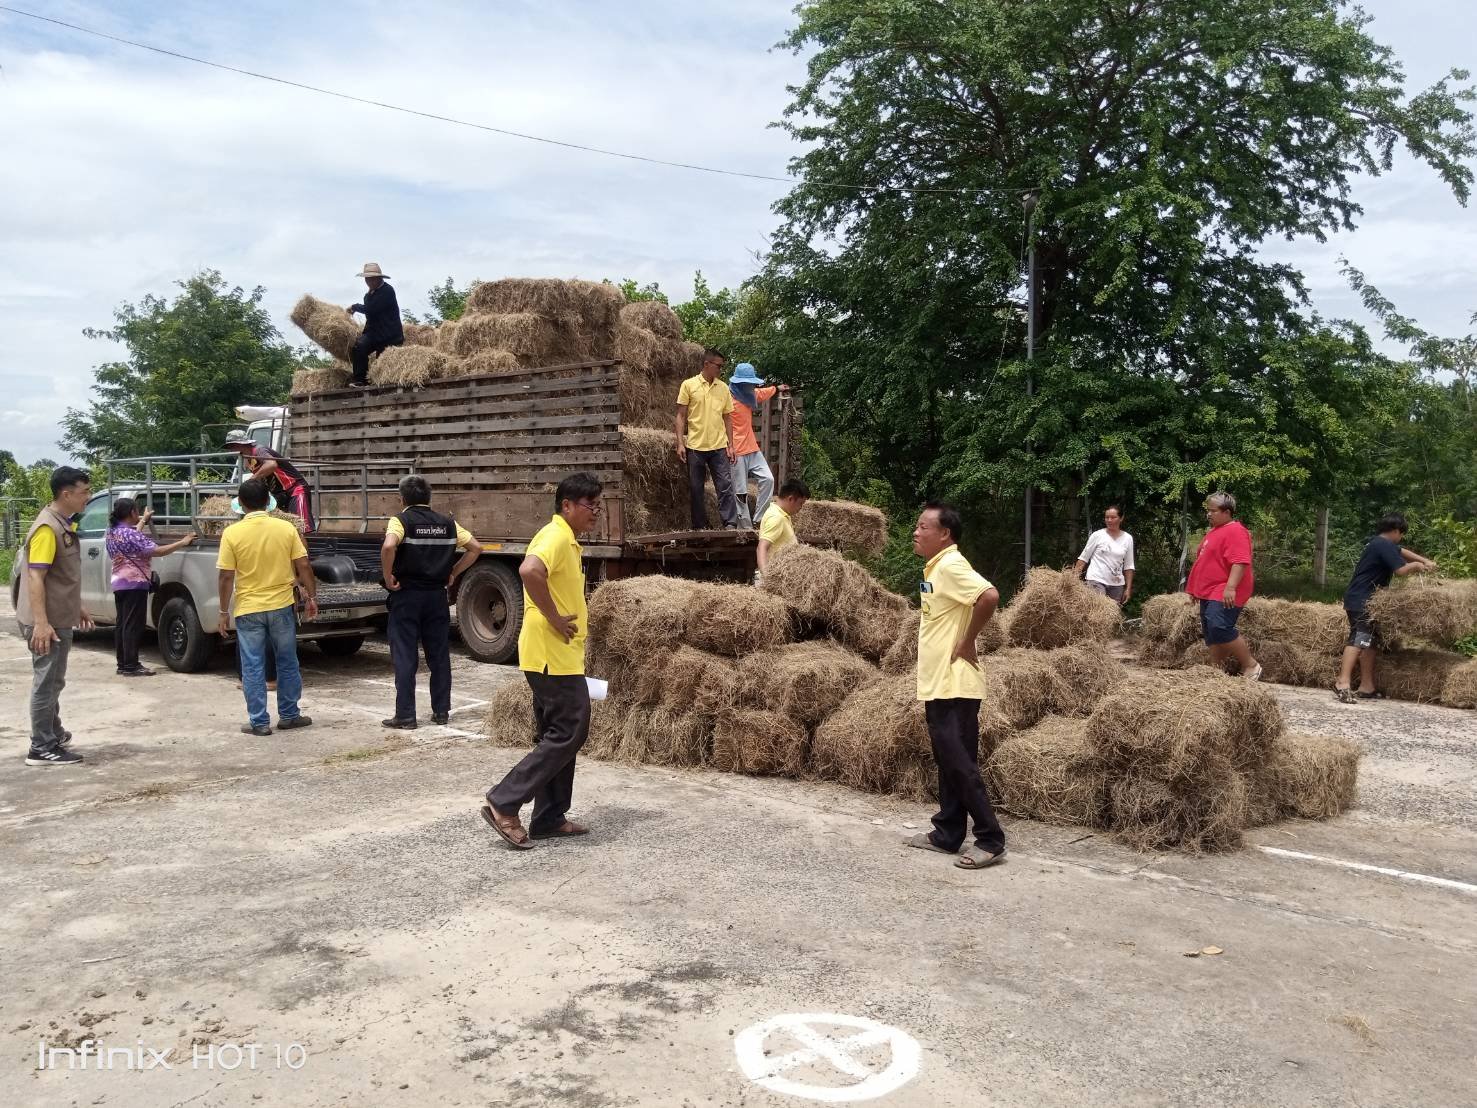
1198, 599, 1242, 646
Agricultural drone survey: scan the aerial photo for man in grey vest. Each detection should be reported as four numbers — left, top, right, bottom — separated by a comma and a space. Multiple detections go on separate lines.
16, 467, 96, 766
379, 475, 481, 728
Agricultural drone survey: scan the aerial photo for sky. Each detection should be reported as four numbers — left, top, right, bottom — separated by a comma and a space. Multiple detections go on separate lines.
1, 0, 1473, 466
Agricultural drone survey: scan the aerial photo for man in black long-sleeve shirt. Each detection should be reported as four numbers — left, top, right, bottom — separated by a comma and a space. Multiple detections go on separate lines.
347, 262, 405, 387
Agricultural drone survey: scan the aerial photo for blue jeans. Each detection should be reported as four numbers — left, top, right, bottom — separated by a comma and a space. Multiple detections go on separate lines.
236, 605, 303, 728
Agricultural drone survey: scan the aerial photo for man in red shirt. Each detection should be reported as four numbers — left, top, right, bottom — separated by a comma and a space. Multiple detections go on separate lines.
1185, 492, 1262, 680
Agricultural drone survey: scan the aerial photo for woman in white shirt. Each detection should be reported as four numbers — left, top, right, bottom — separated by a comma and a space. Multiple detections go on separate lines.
1075, 506, 1135, 605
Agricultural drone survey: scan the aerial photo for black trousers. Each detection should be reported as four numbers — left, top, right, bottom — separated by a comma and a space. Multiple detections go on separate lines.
686, 447, 738, 529
926, 698, 1006, 853
387, 588, 452, 720
487, 671, 590, 834
114, 589, 149, 672
350, 333, 403, 383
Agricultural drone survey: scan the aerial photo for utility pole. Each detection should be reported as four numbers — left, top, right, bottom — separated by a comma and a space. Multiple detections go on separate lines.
1022, 191, 1039, 579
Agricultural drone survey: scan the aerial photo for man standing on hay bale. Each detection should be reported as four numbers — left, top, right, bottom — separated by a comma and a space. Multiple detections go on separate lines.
755, 478, 810, 584
903, 503, 1007, 870
223, 430, 317, 533
1334, 512, 1437, 703
346, 262, 404, 388
481, 473, 603, 849
1186, 492, 1261, 681
1074, 505, 1135, 605
727, 362, 788, 529
380, 476, 482, 729
675, 348, 739, 530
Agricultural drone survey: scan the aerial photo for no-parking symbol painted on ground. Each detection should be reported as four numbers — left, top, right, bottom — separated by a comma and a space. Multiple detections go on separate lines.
734, 1013, 921, 1102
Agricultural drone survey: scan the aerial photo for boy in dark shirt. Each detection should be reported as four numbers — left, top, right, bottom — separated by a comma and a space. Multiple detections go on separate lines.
1335, 512, 1437, 702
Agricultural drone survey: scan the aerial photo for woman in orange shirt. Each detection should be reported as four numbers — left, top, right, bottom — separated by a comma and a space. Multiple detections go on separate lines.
728, 363, 788, 529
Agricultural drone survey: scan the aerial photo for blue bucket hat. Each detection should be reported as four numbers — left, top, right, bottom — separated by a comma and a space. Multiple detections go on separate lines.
729, 362, 765, 386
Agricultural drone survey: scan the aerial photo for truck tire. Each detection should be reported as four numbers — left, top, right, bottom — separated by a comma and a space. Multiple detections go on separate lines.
159, 596, 216, 673
456, 560, 522, 664
317, 635, 365, 658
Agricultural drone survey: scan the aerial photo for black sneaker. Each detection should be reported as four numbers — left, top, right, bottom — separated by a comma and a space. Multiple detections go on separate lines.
382, 717, 418, 730
431, 713, 450, 726
241, 723, 273, 736
58, 729, 74, 747
118, 666, 156, 677
277, 715, 314, 730
25, 746, 83, 767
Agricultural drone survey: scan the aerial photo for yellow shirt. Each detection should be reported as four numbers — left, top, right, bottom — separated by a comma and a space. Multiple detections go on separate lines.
677, 373, 735, 452
386, 515, 473, 549
518, 514, 587, 675
758, 503, 796, 554
217, 512, 308, 617
917, 545, 992, 701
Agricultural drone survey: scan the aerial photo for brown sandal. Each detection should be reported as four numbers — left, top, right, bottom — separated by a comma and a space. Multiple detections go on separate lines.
530, 820, 590, 839
480, 804, 533, 850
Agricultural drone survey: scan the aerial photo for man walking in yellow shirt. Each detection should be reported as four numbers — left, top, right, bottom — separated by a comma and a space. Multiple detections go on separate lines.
482, 473, 604, 849
904, 502, 1007, 870
217, 478, 318, 737
675, 347, 739, 530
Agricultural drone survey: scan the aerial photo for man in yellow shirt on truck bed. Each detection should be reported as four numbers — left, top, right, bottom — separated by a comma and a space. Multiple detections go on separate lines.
674, 347, 738, 530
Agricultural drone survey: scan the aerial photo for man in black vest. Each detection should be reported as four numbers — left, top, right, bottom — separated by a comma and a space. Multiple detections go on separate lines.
380, 475, 482, 728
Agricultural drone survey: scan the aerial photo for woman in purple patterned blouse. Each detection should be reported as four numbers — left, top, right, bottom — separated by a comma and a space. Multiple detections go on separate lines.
106, 499, 198, 676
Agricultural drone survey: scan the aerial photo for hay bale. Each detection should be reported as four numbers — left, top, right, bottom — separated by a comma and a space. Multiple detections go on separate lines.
984, 648, 1072, 733
620, 299, 684, 341
460, 350, 521, 377
711, 709, 810, 777
195, 495, 303, 537
627, 644, 737, 717
617, 319, 692, 376
1140, 594, 1200, 652
290, 294, 361, 361
620, 427, 689, 534
1366, 578, 1477, 649
483, 679, 536, 747
1006, 567, 1121, 649
1039, 643, 1127, 716
684, 581, 791, 657
793, 500, 888, 557
584, 699, 626, 761
1240, 597, 1347, 657
761, 543, 909, 660
463, 278, 623, 359
403, 322, 438, 347
586, 575, 698, 689
1264, 732, 1361, 820
984, 718, 1109, 827
736, 641, 880, 729
1108, 770, 1249, 854
614, 705, 710, 767
1442, 657, 1477, 709
1252, 639, 1327, 688
1376, 648, 1472, 704
813, 675, 933, 801
291, 361, 351, 396
436, 312, 568, 363
617, 359, 661, 428
368, 345, 454, 387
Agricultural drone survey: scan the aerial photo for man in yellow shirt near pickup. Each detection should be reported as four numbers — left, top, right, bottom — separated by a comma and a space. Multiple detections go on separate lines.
904, 502, 1007, 870
674, 347, 739, 530
755, 478, 810, 584
217, 478, 319, 737
482, 473, 604, 850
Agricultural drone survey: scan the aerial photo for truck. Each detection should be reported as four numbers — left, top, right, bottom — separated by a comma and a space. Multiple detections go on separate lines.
10, 358, 799, 671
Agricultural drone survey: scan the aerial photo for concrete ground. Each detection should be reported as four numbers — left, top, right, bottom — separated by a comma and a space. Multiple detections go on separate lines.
1, 595, 1474, 1107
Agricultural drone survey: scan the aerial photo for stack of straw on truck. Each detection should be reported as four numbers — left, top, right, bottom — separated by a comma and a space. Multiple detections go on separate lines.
1138, 581, 1477, 709
486, 542, 1361, 853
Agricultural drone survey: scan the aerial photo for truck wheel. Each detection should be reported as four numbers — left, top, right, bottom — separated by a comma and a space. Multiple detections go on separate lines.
318, 635, 365, 658
456, 561, 522, 664
159, 596, 215, 673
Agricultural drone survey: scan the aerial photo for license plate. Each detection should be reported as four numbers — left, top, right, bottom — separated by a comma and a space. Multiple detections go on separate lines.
312, 608, 356, 623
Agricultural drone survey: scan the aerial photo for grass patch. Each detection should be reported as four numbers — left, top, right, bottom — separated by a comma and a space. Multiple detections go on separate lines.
103, 781, 180, 804
320, 737, 411, 766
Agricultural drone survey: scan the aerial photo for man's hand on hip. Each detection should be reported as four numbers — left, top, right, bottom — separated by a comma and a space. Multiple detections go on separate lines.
951, 636, 980, 669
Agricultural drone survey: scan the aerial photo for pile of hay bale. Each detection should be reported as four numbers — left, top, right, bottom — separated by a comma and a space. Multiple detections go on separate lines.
484, 545, 1360, 853
1138, 585, 1477, 709
193, 495, 306, 537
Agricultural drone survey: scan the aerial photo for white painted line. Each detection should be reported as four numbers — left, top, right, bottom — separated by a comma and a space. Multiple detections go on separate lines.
447, 701, 487, 715
1256, 846, 1477, 896
735, 1013, 920, 1102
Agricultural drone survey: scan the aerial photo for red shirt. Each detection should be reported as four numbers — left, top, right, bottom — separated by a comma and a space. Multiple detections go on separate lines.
1187, 520, 1254, 607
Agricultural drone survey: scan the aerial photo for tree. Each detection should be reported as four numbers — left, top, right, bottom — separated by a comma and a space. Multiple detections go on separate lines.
403, 277, 479, 325
764, 0, 1475, 571
60, 271, 297, 463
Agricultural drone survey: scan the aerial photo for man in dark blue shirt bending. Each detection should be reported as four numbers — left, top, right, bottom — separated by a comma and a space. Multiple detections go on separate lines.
347, 262, 405, 388
1335, 512, 1438, 702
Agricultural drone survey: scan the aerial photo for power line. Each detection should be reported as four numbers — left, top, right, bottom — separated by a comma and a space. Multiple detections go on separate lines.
1, 4, 1037, 197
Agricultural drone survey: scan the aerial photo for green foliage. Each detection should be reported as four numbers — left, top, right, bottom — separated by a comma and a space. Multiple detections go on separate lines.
607, 278, 667, 304
60, 271, 296, 464
403, 277, 478, 324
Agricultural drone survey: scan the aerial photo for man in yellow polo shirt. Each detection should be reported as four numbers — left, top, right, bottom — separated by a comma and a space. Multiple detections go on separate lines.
482, 473, 603, 850
217, 478, 318, 737
674, 346, 739, 530
755, 478, 810, 582
904, 502, 1007, 870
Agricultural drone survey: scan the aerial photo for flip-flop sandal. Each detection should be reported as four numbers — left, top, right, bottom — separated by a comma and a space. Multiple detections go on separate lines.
1356, 691, 1386, 700
903, 832, 956, 854
955, 845, 1007, 870
1333, 687, 1357, 704
480, 804, 533, 850
529, 821, 590, 839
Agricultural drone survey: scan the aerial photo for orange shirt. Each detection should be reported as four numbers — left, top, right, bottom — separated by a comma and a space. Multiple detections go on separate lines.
731, 386, 777, 457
